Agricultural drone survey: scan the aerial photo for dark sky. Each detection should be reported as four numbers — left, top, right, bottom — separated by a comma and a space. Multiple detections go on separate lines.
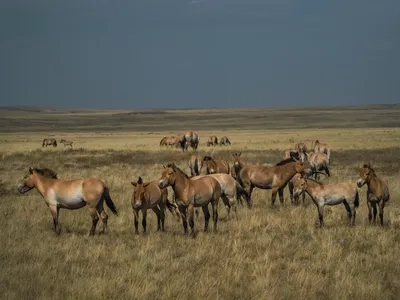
0, 0, 399, 109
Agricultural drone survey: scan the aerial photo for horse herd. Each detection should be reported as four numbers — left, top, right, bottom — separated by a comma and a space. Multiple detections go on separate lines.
17, 137, 391, 237
42, 138, 73, 148
159, 131, 231, 152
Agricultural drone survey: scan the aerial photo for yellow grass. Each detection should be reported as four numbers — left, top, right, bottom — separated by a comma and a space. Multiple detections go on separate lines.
1, 106, 400, 300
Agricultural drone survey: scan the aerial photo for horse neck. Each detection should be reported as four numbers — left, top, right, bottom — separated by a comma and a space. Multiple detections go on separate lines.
33, 174, 51, 197
367, 174, 380, 194
277, 162, 297, 178
304, 179, 322, 197
171, 172, 189, 198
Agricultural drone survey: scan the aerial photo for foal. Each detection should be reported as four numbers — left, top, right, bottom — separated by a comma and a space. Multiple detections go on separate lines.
357, 164, 390, 226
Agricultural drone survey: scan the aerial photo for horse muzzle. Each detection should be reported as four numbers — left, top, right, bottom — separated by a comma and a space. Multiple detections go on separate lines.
356, 179, 365, 188
293, 189, 303, 197
158, 180, 168, 189
17, 184, 32, 194
134, 201, 142, 209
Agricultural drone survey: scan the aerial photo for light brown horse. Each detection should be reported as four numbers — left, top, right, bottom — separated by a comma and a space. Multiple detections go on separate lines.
158, 163, 221, 235
60, 139, 73, 147
237, 155, 309, 207
219, 136, 231, 146
17, 167, 118, 235
160, 136, 180, 147
294, 175, 359, 227
131, 176, 178, 234
357, 164, 390, 226
190, 132, 199, 149
288, 173, 306, 205
294, 142, 307, 162
306, 151, 330, 180
313, 140, 331, 159
202, 156, 230, 174
179, 131, 194, 152
207, 135, 218, 146
188, 155, 203, 177
42, 138, 57, 147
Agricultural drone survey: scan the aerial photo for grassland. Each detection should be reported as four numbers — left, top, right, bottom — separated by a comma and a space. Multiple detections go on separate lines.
1, 105, 400, 300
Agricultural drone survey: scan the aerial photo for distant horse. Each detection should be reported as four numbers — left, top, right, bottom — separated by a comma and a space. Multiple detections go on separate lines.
190, 132, 199, 150
60, 139, 73, 147
130, 176, 178, 234
206, 135, 218, 146
313, 140, 331, 160
294, 175, 359, 227
179, 131, 194, 152
160, 136, 180, 147
294, 142, 307, 162
357, 164, 390, 226
202, 156, 230, 174
188, 155, 203, 177
42, 138, 57, 147
219, 136, 231, 146
158, 163, 221, 235
237, 153, 309, 207
17, 167, 118, 235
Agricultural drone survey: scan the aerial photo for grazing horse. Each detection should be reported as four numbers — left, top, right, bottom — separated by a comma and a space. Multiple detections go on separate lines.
202, 156, 230, 174
306, 151, 330, 180
160, 136, 180, 147
237, 154, 308, 207
207, 135, 218, 146
17, 167, 118, 235
60, 139, 73, 147
219, 136, 231, 146
42, 138, 57, 147
188, 155, 203, 177
294, 175, 359, 227
190, 132, 199, 150
294, 142, 307, 162
357, 164, 390, 226
313, 140, 331, 159
158, 163, 221, 235
131, 177, 178, 234
288, 173, 306, 205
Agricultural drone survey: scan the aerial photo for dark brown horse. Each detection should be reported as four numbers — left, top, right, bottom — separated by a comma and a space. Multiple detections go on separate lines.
42, 138, 57, 147
219, 136, 231, 146
237, 154, 309, 207
158, 163, 221, 235
206, 135, 218, 146
357, 164, 390, 226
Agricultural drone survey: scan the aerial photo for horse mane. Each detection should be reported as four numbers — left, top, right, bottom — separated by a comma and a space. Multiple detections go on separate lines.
167, 164, 190, 179
34, 168, 58, 179
363, 164, 375, 174
203, 155, 213, 161
275, 157, 295, 166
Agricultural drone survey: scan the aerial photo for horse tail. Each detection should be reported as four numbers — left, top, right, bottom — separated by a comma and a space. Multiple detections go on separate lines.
235, 180, 250, 205
354, 190, 359, 208
166, 198, 180, 219
103, 186, 118, 215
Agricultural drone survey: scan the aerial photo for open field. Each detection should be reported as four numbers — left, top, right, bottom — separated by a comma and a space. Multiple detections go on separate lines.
1, 105, 400, 300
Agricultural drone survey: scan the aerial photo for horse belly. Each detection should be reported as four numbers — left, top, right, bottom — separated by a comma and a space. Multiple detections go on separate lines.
57, 196, 86, 209
324, 195, 345, 206
193, 195, 210, 207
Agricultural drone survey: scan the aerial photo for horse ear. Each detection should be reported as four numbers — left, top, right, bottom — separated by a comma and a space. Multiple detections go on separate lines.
29, 167, 34, 174
131, 182, 137, 186
138, 177, 143, 184
162, 164, 166, 169
143, 183, 150, 187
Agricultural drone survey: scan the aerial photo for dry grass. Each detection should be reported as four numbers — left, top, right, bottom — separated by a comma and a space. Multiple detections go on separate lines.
1, 106, 400, 300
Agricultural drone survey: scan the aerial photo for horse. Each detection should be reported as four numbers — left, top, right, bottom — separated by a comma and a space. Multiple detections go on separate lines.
294, 175, 359, 227
160, 136, 180, 147
305, 151, 330, 180
202, 156, 230, 174
219, 136, 231, 146
158, 163, 221, 235
60, 139, 73, 147
294, 142, 307, 162
17, 167, 118, 235
190, 132, 199, 150
357, 164, 390, 226
188, 155, 203, 177
130, 176, 178, 234
237, 153, 309, 207
42, 138, 57, 147
230, 152, 246, 181
179, 131, 194, 152
283, 148, 299, 160
288, 173, 306, 205
313, 140, 331, 159
207, 135, 218, 146
191, 173, 251, 218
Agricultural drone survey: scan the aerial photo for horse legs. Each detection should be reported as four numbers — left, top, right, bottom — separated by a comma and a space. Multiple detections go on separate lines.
187, 203, 195, 236
372, 202, 378, 224
152, 206, 162, 232
96, 205, 108, 234
317, 203, 324, 227
50, 205, 61, 235
271, 187, 279, 208
87, 207, 99, 236
367, 201, 373, 224
133, 208, 139, 234
211, 199, 219, 232
278, 187, 284, 206
378, 200, 385, 226
141, 208, 147, 233
178, 205, 188, 234
343, 200, 356, 226
221, 194, 232, 219
289, 181, 294, 205
202, 205, 211, 232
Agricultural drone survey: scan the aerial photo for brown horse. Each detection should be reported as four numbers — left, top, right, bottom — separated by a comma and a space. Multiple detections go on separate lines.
60, 139, 73, 147
158, 163, 221, 235
288, 173, 306, 205
17, 167, 118, 235
179, 131, 194, 152
219, 136, 231, 146
207, 135, 218, 146
42, 138, 57, 147
294, 175, 359, 227
160, 136, 180, 147
230, 152, 246, 180
202, 156, 230, 174
188, 155, 203, 177
190, 132, 199, 149
357, 164, 390, 226
131, 176, 178, 234
294, 142, 307, 162
313, 140, 331, 159
237, 154, 309, 207
306, 151, 330, 180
